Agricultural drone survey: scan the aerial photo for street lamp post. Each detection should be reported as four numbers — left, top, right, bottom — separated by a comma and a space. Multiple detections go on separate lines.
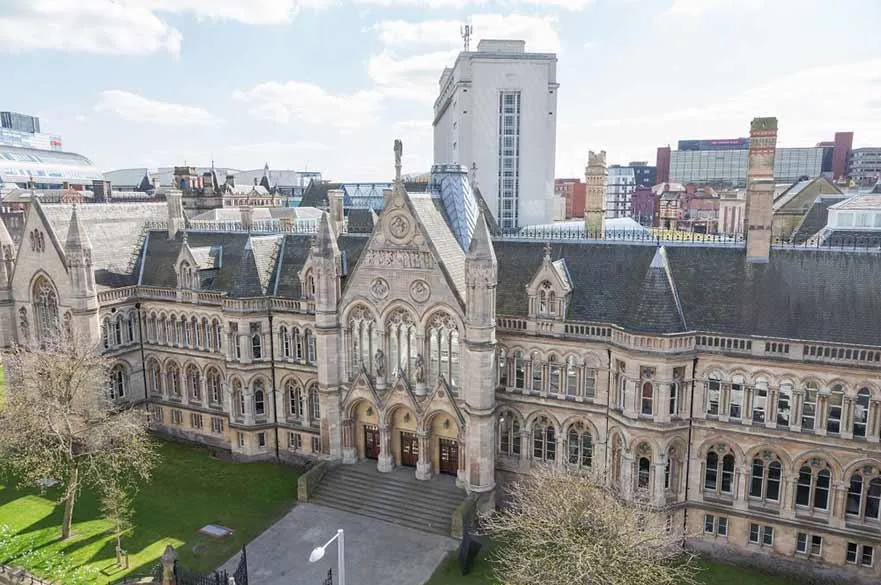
309, 529, 345, 585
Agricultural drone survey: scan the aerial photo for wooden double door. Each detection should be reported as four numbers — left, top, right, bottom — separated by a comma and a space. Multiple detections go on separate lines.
438, 438, 459, 476
364, 424, 380, 460
400, 431, 419, 467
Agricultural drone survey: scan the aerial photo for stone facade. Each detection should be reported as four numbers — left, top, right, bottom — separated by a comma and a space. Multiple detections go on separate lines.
1, 146, 880, 583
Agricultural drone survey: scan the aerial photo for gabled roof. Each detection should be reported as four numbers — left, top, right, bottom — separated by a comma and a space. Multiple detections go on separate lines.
789, 196, 847, 244
409, 193, 466, 300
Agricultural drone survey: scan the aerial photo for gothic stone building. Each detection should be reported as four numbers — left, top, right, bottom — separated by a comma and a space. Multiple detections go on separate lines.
1, 174, 880, 583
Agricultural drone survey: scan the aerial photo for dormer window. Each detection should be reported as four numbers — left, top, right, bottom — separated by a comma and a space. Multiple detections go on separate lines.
538, 281, 555, 316
526, 252, 572, 321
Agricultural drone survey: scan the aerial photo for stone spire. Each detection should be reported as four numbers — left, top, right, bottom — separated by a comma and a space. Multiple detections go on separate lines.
64, 205, 93, 255
465, 209, 497, 329
311, 211, 341, 316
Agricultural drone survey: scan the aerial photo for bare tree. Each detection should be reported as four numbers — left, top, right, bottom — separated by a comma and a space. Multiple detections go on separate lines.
0, 333, 157, 540
481, 465, 700, 585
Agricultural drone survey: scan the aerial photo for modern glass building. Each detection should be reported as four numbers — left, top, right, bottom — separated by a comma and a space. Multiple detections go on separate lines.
0, 145, 103, 189
668, 147, 825, 188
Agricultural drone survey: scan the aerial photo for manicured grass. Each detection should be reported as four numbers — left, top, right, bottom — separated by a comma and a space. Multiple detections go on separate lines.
424, 543, 801, 585
0, 439, 299, 583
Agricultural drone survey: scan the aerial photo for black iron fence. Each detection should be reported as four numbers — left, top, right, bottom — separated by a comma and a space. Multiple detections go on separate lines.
321, 568, 333, 585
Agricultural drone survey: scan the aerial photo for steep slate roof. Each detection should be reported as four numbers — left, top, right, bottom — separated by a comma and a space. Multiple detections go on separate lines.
409, 193, 466, 298
790, 196, 847, 244
625, 247, 687, 333
272, 233, 369, 298
346, 209, 376, 234
495, 240, 881, 345
42, 202, 166, 289
140, 231, 282, 297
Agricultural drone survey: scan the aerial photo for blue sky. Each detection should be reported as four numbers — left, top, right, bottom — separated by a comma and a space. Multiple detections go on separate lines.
2, 0, 880, 181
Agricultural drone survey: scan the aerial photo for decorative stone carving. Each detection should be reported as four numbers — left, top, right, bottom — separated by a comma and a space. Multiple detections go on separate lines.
414, 354, 425, 384
409, 279, 431, 303
364, 249, 435, 270
29, 230, 45, 253
388, 214, 410, 240
374, 349, 386, 378
370, 277, 389, 300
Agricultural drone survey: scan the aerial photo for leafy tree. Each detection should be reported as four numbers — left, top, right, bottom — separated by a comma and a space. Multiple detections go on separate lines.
0, 333, 157, 540
481, 465, 699, 585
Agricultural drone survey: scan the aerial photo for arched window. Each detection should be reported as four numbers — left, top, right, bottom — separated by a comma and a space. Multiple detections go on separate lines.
109, 365, 127, 400
146, 359, 162, 395
566, 422, 592, 468
637, 456, 651, 490
665, 445, 682, 494
192, 317, 201, 348
146, 312, 157, 342
801, 381, 818, 430
170, 316, 179, 345
280, 326, 291, 359
641, 382, 654, 416
706, 373, 721, 416
32, 276, 59, 340
565, 357, 580, 397
113, 316, 123, 346
127, 314, 136, 344
530, 352, 543, 391
182, 316, 190, 347
206, 368, 221, 404
669, 380, 680, 416
287, 380, 304, 420
497, 347, 508, 387
427, 312, 459, 388
538, 281, 550, 315
386, 309, 417, 378
251, 333, 262, 360
166, 362, 181, 397
254, 381, 266, 417
498, 410, 521, 457
749, 455, 782, 503
212, 320, 223, 352
548, 355, 561, 395
796, 462, 832, 512
752, 376, 768, 423
777, 381, 793, 426
704, 449, 735, 495
308, 386, 320, 425
513, 351, 525, 389
102, 317, 111, 349
853, 389, 871, 438
584, 367, 596, 399
729, 375, 744, 420
306, 330, 317, 364
304, 270, 315, 299
846, 468, 881, 521
532, 416, 555, 462
348, 306, 377, 377
158, 315, 167, 344
826, 384, 844, 434
231, 379, 245, 417
186, 365, 201, 401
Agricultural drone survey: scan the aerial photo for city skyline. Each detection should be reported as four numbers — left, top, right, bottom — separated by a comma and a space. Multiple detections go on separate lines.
2, 0, 880, 181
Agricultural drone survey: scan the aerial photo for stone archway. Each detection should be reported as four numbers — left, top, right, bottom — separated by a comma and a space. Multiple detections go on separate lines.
385, 404, 419, 472
421, 411, 462, 481
345, 399, 380, 464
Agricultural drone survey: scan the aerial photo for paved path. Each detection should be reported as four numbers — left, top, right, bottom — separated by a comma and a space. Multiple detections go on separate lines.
220, 503, 457, 585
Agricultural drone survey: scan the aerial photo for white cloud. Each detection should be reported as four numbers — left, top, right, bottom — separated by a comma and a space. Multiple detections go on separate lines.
0, 0, 181, 56
94, 90, 223, 126
233, 81, 383, 128
226, 140, 334, 153
144, 0, 333, 25
666, 0, 768, 16
368, 14, 561, 104
355, 0, 592, 10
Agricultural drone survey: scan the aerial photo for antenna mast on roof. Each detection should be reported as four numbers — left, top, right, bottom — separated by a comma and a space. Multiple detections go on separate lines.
461, 24, 472, 51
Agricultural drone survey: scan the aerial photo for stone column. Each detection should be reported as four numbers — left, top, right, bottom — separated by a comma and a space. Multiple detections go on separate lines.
869, 401, 881, 442
789, 391, 803, 432
377, 423, 394, 472
416, 431, 432, 480
817, 395, 828, 435
519, 428, 531, 473
457, 435, 467, 489
767, 388, 778, 428
743, 387, 753, 426
653, 458, 667, 506
734, 465, 749, 511
342, 419, 357, 464
831, 481, 847, 529
620, 454, 634, 499
841, 398, 854, 439
779, 475, 796, 519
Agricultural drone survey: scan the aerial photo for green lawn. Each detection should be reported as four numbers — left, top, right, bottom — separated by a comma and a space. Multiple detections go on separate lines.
424, 542, 801, 585
0, 439, 299, 584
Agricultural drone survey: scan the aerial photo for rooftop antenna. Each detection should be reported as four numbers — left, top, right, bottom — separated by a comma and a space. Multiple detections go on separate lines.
461, 24, 472, 52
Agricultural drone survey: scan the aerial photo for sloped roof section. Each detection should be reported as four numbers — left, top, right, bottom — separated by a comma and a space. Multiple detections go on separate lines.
42, 202, 166, 289
624, 246, 687, 333
789, 196, 847, 244
409, 194, 466, 299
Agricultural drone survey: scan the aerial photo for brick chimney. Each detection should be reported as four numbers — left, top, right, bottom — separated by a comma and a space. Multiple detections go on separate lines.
744, 117, 778, 262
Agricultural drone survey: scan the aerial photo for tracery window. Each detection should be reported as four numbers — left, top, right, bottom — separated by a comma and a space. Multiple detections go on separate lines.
530, 352, 543, 392
348, 305, 377, 377
637, 456, 651, 490
796, 461, 832, 512
232, 379, 245, 417
826, 384, 844, 434
565, 357, 579, 397
532, 416, 555, 462
498, 410, 521, 457
146, 358, 162, 395
566, 422, 592, 468
109, 365, 127, 400
206, 368, 221, 403
166, 362, 181, 397
548, 355, 561, 395
308, 385, 320, 425
427, 311, 459, 388
306, 330, 316, 364
287, 380, 304, 420
846, 467, 881, 521
749, 454, 782, 504
386, 309, 417, 379
32, 276, 59, 340
704, 449, 735, 495
641, 382, 654, 416
254, 380, 266, 417
251, 333, 262, 360
513, 350, 525, 389
280, 326, 291, 359
186, 365, 201, 401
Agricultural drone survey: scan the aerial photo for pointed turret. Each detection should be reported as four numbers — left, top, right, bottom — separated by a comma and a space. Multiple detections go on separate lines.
65, 205, 95, 296
0, 217, 14, 288
311, 212, 341, 316
64, 205, 93, 255
465, 209, 497, 329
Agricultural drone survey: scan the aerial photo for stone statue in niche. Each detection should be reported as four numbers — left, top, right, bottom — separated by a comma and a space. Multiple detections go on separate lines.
414, 354, 425, 384
374, 349, 386, 378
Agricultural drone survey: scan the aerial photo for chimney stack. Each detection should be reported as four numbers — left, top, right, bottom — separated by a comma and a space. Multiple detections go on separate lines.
328, 189, 344, 233
584, 150, 607, 238
165, 189, 184, 239
240, 205, 254, 232
744, 117, 778, 262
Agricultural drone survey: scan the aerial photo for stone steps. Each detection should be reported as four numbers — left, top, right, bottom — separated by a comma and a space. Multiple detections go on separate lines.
310, 464, 465, 536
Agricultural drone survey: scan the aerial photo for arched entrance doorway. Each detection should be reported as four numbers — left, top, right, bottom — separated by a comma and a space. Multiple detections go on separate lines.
350, 399, 380, 461
422, 411, 463, 480
387, 405, 419, 468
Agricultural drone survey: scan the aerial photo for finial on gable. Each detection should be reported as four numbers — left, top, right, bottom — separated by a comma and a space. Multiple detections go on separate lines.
394, 139, 403, 184
543, 242, 552, 262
